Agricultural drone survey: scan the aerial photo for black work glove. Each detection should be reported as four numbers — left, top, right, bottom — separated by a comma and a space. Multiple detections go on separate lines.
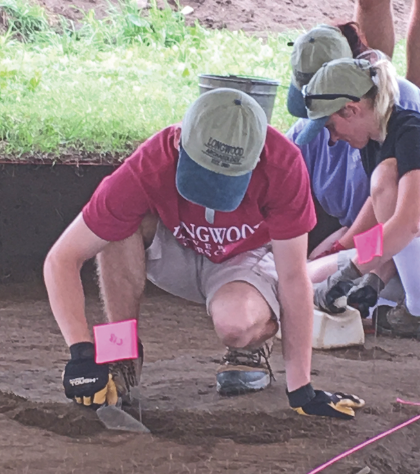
287, 383, 365, 420
63, 342, 118, 408
347, 273, 385, 318
313, 260, 362, 314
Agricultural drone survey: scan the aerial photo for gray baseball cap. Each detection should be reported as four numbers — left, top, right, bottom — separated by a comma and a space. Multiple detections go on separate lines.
176, 88, 267, 213
287, 25, 353, 118
295, 58, 376, 146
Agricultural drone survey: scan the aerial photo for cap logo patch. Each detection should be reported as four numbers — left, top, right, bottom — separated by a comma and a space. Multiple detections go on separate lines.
203, 137, 244, 168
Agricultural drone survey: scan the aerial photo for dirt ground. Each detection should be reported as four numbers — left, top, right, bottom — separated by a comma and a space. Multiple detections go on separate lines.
1, 0, 420, 473
0, 281, 420, 474
36, 0, 414, 41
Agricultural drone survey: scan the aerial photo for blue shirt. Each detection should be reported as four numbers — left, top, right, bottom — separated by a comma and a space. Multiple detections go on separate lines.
287, 78, 420, 227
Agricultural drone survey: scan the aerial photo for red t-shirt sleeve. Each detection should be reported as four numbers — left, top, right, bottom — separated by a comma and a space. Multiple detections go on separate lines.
83, 149, 152, 241
83, 126, 179, 241
263, 134, 317, 240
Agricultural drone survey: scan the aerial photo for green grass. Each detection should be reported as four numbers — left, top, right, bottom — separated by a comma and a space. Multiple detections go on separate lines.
0, 0, 409, 160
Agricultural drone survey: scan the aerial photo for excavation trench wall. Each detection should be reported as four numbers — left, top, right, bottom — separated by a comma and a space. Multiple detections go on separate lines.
0, 162, 116, 283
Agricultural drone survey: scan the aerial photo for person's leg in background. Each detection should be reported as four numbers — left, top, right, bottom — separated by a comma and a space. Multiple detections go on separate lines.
354, 0, 395, 58
307, 196, 342, 256
406, 0, 420, 87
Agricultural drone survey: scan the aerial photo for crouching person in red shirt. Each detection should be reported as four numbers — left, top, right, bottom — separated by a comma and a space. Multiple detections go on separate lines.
44, 88, 364, 420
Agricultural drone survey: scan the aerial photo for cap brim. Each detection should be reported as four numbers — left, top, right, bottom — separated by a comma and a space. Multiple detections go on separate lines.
176, 148, 251, 212
287, 82, 308, 118
295, 116, 329, 146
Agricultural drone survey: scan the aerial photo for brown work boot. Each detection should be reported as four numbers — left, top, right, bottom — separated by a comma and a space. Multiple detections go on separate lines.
373, 305, 393, 334
110, 339, 144, 415
216, 340, 274, 396
385, 302, 420, 338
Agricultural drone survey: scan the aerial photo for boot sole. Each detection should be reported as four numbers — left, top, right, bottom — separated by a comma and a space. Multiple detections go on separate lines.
216, 372, 271, 396
376, 324, 420, 338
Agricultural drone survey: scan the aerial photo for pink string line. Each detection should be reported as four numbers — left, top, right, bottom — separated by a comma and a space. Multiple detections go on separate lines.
307, 400, 420, 474
396, 398, 420, 406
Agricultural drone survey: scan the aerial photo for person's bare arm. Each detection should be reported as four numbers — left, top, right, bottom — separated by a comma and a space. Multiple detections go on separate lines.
44, 213, 109, 346
272, 234, 313, 392
338, 197, 378, 250
406, 0, 420, 88
355, 170, 420, 273
355, 0, 395, 59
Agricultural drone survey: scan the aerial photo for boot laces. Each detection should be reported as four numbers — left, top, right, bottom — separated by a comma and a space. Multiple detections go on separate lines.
222, 343, 275, 380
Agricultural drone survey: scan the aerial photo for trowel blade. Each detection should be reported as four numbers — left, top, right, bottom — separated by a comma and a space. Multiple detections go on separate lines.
97, 405, 150, 433
130, 386, 143, 421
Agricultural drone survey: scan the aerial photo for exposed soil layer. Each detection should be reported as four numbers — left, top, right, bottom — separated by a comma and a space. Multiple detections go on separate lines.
0, 283, 420, 474
0, 163, 115, 282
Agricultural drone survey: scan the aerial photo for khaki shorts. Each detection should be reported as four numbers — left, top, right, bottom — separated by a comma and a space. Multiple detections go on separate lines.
146, 220, 280, 319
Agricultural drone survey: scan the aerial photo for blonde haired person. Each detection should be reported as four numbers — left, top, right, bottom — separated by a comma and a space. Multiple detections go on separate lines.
286, 23, 420, 264
295, 57, 420, 338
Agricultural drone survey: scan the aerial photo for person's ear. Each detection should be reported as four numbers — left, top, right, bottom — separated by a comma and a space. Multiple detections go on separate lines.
174, 125, 182, 149
344, 102, 362, 119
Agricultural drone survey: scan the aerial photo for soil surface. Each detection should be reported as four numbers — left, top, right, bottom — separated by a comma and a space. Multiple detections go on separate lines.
36, 0, 414, 40
2, 1, 420, 474
1, 282, 420, 474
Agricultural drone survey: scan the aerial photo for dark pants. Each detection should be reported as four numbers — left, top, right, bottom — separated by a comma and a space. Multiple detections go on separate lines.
308, 196, 342, 256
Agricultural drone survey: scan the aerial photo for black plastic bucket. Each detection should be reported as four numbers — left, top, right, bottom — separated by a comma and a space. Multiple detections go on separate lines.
198, 74, 280, 123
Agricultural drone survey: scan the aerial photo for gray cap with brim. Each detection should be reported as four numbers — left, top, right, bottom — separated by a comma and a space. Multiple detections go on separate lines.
295, 58, 375, 146
177, 88, 267, 212
287, 82, 308, 118
287, 25, 353, 118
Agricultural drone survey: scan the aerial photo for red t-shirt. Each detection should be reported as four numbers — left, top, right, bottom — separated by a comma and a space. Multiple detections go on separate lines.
83, 124, 316, 263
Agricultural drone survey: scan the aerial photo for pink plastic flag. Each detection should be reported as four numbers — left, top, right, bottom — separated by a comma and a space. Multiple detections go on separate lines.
94, 319, 138, 364
353, 223, 384, 264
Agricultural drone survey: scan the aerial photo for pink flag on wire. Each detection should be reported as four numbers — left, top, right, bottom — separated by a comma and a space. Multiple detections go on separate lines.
94, 319, 138, 364
353, 223, 384, 264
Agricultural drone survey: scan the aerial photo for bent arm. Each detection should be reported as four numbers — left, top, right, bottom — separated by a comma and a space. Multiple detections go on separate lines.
338, 197, 378, 250
355, 170, 420, 273
44, 213, 109, 346
272, 234, 313, 392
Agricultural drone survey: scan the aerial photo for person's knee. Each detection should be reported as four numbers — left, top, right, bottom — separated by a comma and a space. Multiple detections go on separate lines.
210, 282, 271, 348
371, 159, 398, 197
213, 317, 257, 348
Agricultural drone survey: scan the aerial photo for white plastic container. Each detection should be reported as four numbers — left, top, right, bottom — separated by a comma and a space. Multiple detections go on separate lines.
275, 306, 365, 349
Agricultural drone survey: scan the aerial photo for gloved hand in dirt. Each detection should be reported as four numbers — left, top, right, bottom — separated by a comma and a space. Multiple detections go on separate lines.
347, 273, 385, 318
287, 383, 365, 420
63, 342, 118, 408
313, 260, 361, 313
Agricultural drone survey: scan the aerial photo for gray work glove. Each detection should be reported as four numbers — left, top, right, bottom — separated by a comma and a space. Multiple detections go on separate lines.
347, 273, 385, 318
313, 260, 362, 314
